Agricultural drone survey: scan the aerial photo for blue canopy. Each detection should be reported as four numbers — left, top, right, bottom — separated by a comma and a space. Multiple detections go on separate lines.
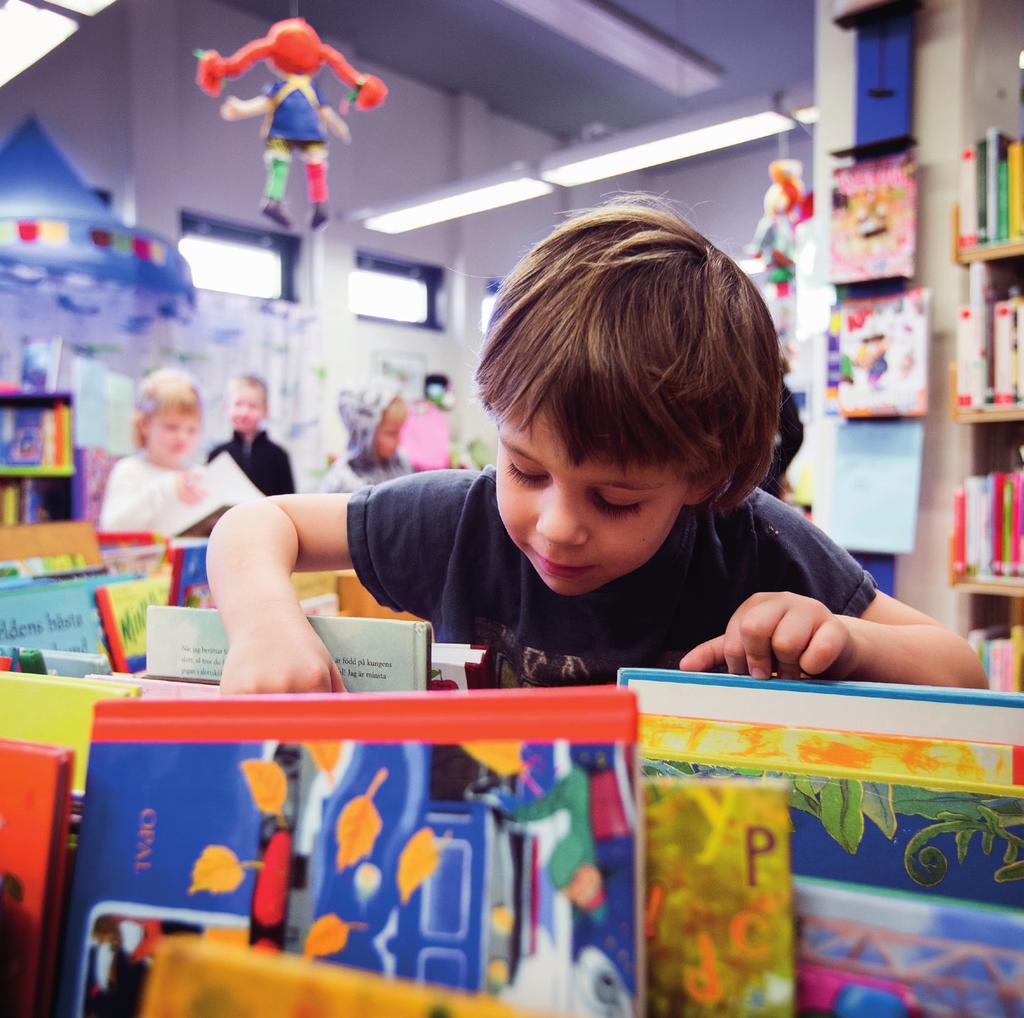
0, 117, 193, 299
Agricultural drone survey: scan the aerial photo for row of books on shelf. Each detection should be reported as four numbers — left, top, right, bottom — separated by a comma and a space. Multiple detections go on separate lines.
2, 639, 1023, 1018
0, 399, 71, 468
952, 471, 1024, 580
959, 127, 1024, 248
955, 297, 1024, 410
0, 476, 71, 524
967, 623, 1024, 693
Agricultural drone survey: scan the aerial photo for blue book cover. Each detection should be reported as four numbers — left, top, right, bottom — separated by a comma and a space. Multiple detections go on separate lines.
1, 407, 45, 466
0, 581, 103, 654
56, 689, 641, 1018
796, 878, 1024, 1017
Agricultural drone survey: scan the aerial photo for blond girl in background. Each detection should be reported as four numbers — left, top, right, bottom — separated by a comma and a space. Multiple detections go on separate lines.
99, 368, 206, 531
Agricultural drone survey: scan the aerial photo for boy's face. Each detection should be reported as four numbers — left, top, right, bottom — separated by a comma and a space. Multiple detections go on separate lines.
374, 399, 407, 462
143, 410, 200, 469
496, 416, 698, 596
228, 383, 267, 439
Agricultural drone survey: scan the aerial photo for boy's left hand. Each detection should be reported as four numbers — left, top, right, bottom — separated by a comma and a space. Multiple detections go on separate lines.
678, 592, 855, 681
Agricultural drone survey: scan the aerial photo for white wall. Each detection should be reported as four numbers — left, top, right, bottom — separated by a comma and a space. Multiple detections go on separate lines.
0, 0, 813, 468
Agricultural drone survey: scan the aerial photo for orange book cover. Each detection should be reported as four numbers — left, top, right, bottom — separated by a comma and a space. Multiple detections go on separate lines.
0, 738, 73, 1018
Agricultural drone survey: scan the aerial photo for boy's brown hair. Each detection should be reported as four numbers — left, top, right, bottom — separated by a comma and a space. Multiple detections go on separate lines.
232, 373, 269, 406
476, 195, 783, 510
133, 367, 202, 448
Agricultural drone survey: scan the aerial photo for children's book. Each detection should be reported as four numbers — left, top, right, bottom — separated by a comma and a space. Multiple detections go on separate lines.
57, 688, 641, 1018
7, 645, 112, 677
0, 672, 138, 793
637, 714, 1024, 794
146, 605, 432, 691
1, 406, 45, 465
95, 575, 171, 672
796, 878, 1024, 1017
167, 538, 211, 607
155, 451, 265, 538
0, 578, 105, 654
0, 739, 72, 1018
837, 288, 930, 418
96, 672, 219, 698
140, 936, 565, 1018
830, 150, 917, 283
645, 778, 793, 1018
624, 671, 1024, 910
618, 669, 1024, 744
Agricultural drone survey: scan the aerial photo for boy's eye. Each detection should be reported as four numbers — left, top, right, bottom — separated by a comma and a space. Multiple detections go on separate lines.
593, 495, 642, 518
506, 461, 546, 487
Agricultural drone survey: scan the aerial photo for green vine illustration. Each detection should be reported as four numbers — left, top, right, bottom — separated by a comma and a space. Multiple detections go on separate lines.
641, 759, 1024, 888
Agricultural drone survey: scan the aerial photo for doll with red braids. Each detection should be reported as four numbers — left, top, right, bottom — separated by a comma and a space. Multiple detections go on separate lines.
196, 18, 387, 230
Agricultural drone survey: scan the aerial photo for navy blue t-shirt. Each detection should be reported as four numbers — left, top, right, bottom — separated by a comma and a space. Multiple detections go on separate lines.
347, 468, 876, 688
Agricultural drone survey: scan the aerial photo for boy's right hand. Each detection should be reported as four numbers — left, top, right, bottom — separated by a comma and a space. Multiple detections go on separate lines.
220, 613, 345, 694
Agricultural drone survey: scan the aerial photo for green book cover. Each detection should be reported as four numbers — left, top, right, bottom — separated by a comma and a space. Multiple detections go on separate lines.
978, 136, 988, 242
1005, 476, 1015, 576
999, 157, 1010, 241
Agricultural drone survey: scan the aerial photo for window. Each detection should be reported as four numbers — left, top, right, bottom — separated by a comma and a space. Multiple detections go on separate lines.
349, 252, 443, 330
179, 212, 299, 302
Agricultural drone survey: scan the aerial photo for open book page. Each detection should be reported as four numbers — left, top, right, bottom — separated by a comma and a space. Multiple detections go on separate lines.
158, 452, 264, 537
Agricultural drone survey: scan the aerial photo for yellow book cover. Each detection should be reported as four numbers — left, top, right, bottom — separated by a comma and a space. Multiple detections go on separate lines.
139, 937, 562, 1018
0, 671, 138, 792
95, 574, 170, 672
645, 778, 793, 1018
1010, 141, 1024, 239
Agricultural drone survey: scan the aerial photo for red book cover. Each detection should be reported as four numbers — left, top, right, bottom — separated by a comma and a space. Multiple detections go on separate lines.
952, 487, 966, 577
94, 584, 128, 673
1015, 473, 1024, 578
0, 739, 73, 1018
992, 472, 1005, 575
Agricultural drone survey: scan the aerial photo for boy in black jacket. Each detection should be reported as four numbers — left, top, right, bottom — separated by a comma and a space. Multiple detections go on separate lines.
209, 374, 295, 496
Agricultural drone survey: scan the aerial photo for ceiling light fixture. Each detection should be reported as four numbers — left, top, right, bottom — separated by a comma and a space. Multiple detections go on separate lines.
355, 163, 553, 234
792, 105, 820, 125
45, 0, 117, 14
539, 105, 796, 188
0, 1, 78, 91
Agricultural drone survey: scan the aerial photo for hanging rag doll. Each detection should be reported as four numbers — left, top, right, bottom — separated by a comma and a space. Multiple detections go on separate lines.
196, 17, 387, 230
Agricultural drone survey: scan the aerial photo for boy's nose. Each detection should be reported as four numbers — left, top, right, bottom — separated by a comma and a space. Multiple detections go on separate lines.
535, 495, 587, 546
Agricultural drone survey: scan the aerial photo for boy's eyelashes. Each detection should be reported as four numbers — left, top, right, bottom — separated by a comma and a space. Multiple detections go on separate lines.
504, 461, 642, 518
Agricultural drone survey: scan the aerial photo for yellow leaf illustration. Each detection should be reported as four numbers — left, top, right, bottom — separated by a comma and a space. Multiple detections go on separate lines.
240, 759, 287, 816
397, 827, 449, 904
305, 741, 342, 781
188, 845, 248, 895
335, 768, 388, 872
302, 913, 367, 959
461, 741, 525, 777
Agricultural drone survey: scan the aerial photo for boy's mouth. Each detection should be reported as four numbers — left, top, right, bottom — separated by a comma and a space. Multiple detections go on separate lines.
535, 554, 593, 580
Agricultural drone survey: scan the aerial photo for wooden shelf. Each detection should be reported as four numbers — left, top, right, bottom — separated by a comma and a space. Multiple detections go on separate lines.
954, 405, 1024, 423
951, 576, 1024, 597
957, 239, 1024, 264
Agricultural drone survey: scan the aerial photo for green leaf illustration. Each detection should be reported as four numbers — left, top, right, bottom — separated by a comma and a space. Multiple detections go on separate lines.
955, 829, 974, 863
819, 778, 864, 854
861, 782, 897, 839
995, 860, 1024, 882
983, 831, 995, 855
903, 821, 965, 887
2, 873, 23, 902
890, 787, 994, 821
790, 786, 821, 819
1004, 841, 1019, 865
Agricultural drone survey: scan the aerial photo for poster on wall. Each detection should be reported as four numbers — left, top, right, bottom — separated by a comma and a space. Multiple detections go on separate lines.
371, 349, 427, 401
830, 151, 916, 283
837, 287, 930, 417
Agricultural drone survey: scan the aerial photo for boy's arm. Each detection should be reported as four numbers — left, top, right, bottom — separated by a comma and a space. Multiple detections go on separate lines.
679, 590, 987, 688
207, 495, 350, 693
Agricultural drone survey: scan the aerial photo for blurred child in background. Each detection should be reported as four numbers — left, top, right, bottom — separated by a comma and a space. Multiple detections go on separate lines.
209, 373, 295, 496
320, 378, 412, 493
99, 368, 206, 531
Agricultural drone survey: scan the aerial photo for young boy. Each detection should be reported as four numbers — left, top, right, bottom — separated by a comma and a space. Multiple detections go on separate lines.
208, 197, 985, 694
208, 374, 295, 496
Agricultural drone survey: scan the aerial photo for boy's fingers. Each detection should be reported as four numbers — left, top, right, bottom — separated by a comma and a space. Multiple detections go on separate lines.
678, 636, 725, 672
770, 610, 816, 681
734, 600, 787, 679
799, 619, 848, 677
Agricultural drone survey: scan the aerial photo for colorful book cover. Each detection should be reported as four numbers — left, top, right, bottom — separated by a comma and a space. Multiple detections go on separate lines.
57, 689, 641, 1018
2, 406, 45, 466
0, 672, 138, 793
95, 575, 171, 672
796, 878, 1024, 1017
0, 579, 105, 655
0, 739, 72, 1018
139, 936, 565, 1018
146, 605, 432, 691
637, 714, 1024, 794
618, 669, 1024, 745
837, 288, 930, 417
830, 151, 916, 283
645, 778, 793, 1018
168, 538, 211, 608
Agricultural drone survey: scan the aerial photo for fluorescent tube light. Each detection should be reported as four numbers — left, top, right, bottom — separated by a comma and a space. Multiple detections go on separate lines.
357, 164, 553, 234
45, 0, 116, 13
539, 108, 796, 188
0, 1, 78, 90
792, 105, 820, 125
